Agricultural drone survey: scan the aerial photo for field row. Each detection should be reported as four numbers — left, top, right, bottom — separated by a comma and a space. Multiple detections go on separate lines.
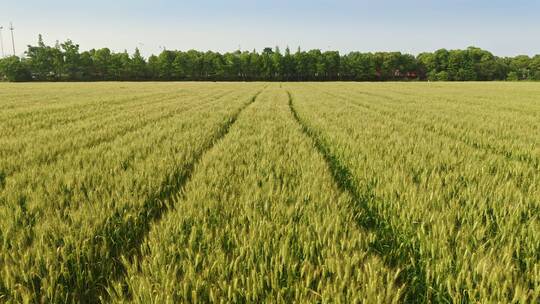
0, 83, 264, 302
0, 82, 539, 303
109, 88, 401, 303
288, 83, 540, 303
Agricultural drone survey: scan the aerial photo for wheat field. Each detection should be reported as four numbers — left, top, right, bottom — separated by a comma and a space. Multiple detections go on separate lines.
0, 82, 539, 303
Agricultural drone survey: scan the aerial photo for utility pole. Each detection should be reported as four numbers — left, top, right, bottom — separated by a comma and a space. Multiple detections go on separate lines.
9, 22, 15, 56
0, 26, 4, 57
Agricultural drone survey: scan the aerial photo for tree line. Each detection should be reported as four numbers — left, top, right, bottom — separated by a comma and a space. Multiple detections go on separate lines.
1, 35, 540, 82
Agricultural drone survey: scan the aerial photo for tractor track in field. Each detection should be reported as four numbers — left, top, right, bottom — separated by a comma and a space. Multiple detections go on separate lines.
287, 90, 451, 303
50, 88, 265, 304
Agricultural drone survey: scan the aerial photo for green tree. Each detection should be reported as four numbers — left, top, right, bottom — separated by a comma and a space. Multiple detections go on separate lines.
51, 41, 65, 80
147, 55, 159, 80
436, 71, 449, 81
261, 47, 276, 80
0, 56, 31, 81
294, 48, 309, 81
529, 55, 540, 80
79, 51, 95, 80
323, 51, 340, 80
130, 48, 147, 80
1, 37, 539, 82
272, 46, 283, 80
281, 47, 295, 81
92, 48, 112, 80
26, 35, 55, 80
417, 52, 436, 79
223, 51, 242, 80
507, 71, 519, 81
510, 55, 531, 80
156, 50, 176, 80
61, 40, 81, 80
110, 51, 131, 80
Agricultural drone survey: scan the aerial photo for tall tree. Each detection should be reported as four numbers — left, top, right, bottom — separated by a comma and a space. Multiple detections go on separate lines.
130, 48, 147, 80
281, 47, 295, 81
61, 40, 81, 80
92, 48, 112, 80
26, 35, 54, 80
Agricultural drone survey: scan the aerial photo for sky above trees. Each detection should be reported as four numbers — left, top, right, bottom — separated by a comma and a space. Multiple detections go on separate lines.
1, 0, 539, 57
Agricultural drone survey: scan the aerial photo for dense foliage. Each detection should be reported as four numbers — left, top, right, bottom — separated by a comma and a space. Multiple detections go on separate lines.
1, 35, 540, 81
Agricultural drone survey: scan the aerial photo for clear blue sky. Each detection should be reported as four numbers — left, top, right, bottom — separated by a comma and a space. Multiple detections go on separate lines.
1, 0, 539, 57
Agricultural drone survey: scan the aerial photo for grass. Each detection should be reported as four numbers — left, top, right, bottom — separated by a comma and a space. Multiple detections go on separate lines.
0, 82, 538, 303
